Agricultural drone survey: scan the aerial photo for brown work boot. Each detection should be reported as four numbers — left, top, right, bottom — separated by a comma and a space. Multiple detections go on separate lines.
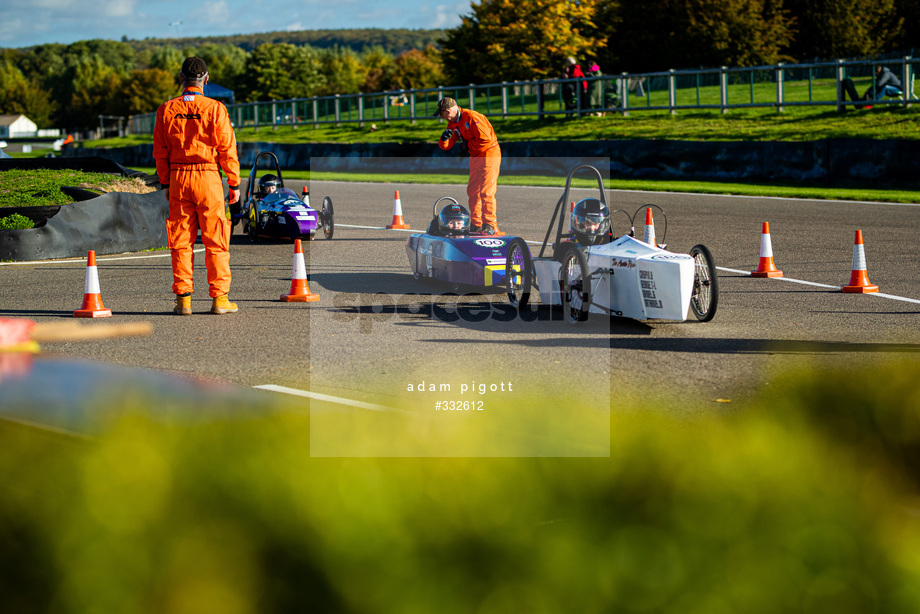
174, 292, 192, 315
210, 294, 239, 314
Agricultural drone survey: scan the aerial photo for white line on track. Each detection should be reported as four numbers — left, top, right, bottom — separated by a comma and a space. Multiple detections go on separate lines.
338, 223, 415, 232
253, 384, 411, 414
717, 266, 920, 304
316, 180, 920, 207
0, 247, 205, 266
337, 223, 544, 244
346, 226, 920, 303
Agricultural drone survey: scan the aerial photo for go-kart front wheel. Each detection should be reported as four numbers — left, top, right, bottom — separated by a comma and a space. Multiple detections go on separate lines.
505, 237, 532, 309
689, 244, 719, 322
561, 247, 591, 324
322, 197, 334, 240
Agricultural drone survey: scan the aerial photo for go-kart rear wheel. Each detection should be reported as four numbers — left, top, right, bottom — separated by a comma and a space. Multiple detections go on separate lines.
322, 197, 334, 240
505, 237, 532, 309
561, 247, 591, 324
247, 206, 259, 243
689, 244, 719, 322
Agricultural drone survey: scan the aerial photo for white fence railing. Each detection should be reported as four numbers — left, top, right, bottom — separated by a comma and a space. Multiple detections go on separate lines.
128, 56, 918, 135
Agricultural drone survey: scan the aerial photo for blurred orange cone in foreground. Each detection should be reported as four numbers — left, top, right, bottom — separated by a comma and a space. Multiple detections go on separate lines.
751, 222, 783, 278
386, 190, 411, 229
642, 207, 656, 247
281, 239, 320, 302
74, 250, 112, 318
842, 230, 879, 293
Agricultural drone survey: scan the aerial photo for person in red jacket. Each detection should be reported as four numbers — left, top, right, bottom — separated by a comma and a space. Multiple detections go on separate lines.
434, 97, 502, 235
153, 57, 241, 315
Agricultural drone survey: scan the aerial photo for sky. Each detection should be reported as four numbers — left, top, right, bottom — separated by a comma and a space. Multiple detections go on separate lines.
0, 0, 471, 49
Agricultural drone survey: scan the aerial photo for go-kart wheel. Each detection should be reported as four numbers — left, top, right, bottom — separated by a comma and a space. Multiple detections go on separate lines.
505, 237, 532, 309
322, 196, 334, 240
247, 206, 259, 243
689, 244, 719, 322
561, 247, 591, 324
228, 201, 242, 229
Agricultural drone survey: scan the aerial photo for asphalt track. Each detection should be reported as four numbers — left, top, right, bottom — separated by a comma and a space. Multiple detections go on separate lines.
3, 179, 920, 451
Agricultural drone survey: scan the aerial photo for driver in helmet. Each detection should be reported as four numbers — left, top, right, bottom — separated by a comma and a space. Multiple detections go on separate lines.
571, 198, 611, 245
438, 203, 471, 236
259, 174, 281, 197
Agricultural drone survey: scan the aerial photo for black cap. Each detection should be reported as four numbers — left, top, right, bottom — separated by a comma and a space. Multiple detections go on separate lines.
180, 57, 208, 79
433, 97, 457, 116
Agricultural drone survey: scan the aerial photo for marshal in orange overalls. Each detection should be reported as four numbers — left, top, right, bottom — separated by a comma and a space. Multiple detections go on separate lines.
153, 86, 240, 298
438, 107, 502, 231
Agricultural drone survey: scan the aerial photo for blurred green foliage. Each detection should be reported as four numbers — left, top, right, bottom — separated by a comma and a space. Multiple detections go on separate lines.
2, 362, 920, 612
0, 169, 118, 207
0, 213, 34, 230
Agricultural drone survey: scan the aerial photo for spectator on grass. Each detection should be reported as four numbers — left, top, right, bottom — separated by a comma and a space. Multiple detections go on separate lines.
865, 65, 902, 100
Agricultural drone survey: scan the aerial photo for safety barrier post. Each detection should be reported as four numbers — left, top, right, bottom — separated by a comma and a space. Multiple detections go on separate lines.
272, 102, 277, 131
836, 59, 845, 113
313, 99, 319, 129
502, 82, 508, 119
358, 95, 365, 127
620, 72, 629, 117
720, 66, 728, 114
776, 63, 785, 113
536, 80, 544, 120
668, 69, 676, 115
576, 77, 582, 118
468, 85, 475, 111
410, 91, 417, 124
903, 56, 912, 108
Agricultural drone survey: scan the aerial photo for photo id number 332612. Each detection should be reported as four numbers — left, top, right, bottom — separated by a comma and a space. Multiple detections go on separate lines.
435, 401, 484, 411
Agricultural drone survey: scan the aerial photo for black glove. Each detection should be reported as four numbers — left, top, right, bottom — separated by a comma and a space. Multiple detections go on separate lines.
441, 129, 452, 141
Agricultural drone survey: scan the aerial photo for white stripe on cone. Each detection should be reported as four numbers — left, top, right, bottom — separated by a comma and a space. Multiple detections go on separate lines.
760, 232, 774, 258
852, 243, 867, 271
84, 266, 101, 294
292, 251, 307, 280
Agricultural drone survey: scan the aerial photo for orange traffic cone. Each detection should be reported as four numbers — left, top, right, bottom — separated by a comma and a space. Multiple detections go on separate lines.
751, 222, 783, 278
74, 250, 112, 318
281, 239, 320, 302
842, 230, 879, 293
386, 190, 411, 229
642, 207, 656, 246
301, 186, 310, 206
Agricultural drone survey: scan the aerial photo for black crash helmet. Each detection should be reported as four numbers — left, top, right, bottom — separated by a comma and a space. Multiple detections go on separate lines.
571, 198, 610, 243
438, 203, 471, 236
259, 174, 282, 193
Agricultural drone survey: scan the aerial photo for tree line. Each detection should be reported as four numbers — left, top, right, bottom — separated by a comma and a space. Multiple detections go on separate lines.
0, 38, 445, 131
2, 0, 919, 131
441, 0, 920, 83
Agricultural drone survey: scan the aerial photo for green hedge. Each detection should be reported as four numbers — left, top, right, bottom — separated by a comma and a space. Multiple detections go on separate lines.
2, 363, 920, 612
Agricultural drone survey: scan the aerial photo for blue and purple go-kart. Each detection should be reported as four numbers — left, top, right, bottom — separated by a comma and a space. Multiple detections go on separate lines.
239, 151, 333, 242
406, 197, 518, 289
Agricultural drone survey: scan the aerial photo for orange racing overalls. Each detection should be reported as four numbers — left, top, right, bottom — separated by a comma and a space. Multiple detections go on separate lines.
438, 107, 502, 230
153, 86, 240, 297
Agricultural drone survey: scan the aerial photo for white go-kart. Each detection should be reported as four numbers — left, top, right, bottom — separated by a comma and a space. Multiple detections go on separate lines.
504, 164, 718, 324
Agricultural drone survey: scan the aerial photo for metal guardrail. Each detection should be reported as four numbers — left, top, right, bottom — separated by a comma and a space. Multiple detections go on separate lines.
128, 56, 917, 135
